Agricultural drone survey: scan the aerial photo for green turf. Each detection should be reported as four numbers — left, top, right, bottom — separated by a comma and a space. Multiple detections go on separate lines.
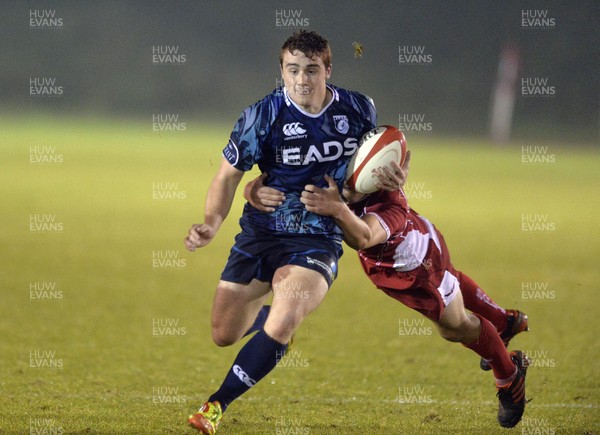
1, 116, 599, 434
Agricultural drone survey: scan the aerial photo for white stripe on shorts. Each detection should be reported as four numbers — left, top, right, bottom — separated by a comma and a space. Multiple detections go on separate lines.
438, 270, 459, 306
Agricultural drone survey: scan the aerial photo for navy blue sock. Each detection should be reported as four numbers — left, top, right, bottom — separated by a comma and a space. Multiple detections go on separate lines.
208, 329, 287, 412
243, 305, 271, 337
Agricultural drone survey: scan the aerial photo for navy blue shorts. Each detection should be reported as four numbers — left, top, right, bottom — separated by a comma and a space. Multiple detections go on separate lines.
220, 229, 343, 288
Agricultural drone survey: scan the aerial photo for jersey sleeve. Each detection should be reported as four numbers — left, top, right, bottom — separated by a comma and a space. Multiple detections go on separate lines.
222, 103, 262, 172
363, 191, 408, 240
222, 91, 283, 171
347, 90, 377, 128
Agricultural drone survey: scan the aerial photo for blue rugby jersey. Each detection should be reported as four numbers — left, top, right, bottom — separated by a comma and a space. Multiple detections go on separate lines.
222, 85, 376, 241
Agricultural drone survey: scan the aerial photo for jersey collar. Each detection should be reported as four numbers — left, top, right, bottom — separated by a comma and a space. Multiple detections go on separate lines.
283, 84, 338, 118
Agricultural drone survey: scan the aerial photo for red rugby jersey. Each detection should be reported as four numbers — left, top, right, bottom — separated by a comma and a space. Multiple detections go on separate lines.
348, 189, 442, 289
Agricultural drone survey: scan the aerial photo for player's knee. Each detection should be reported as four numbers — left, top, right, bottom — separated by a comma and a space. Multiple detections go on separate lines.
266, 322, 297, 343
211, 330, 238, 347
438, 326, 463, 343
211, 329, 231, 347
210, 322, 241, 347
438, 317, 479, 343
264, 312, 302, 343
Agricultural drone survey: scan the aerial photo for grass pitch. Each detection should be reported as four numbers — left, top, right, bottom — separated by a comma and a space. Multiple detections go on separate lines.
1, 116, 599, 434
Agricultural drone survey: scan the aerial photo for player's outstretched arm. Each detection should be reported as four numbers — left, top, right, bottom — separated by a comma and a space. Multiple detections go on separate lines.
301, 175, 387, 250
243, 173, 285, 212
184, 157, 244, 252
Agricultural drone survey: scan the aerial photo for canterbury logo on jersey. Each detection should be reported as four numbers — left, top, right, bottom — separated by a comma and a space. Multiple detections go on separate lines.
233, 364, 256, 387
283, 122, 307, 136
281, 137, 358, 165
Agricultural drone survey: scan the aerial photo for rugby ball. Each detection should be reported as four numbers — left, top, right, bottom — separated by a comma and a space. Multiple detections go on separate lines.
346, 125, 407, 193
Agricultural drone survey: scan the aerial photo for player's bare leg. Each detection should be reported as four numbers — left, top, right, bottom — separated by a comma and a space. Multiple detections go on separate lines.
264, 265, 329, 343
210, 279, 271, 346
434, 289, 481, 343
190, 266, 328, 433
435, 290, 517, 381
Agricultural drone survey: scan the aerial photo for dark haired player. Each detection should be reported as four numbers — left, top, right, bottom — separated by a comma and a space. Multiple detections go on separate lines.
184, 30, 399, 434
285, 172, 530, 428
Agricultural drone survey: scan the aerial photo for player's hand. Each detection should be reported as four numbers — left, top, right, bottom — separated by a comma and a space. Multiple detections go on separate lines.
301, 175, 344, 217
244, 173, 285, 212
184, 224, 216, 252
374, 149, 411, 191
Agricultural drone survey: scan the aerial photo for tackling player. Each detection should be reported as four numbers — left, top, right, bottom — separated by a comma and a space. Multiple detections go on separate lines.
246, 151, 530, 429
184, 30, 399, 434
294, 173, 530, 428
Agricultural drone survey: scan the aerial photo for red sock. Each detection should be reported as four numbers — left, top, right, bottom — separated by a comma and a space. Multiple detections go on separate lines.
464, 314, 516, 383
457, 271, 508, 334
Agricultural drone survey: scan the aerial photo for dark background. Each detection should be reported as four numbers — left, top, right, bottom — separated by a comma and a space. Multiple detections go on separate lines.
2, 0, 598, 141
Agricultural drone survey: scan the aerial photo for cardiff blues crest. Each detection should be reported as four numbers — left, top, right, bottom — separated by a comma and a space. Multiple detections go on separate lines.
333, 115, 349, 134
